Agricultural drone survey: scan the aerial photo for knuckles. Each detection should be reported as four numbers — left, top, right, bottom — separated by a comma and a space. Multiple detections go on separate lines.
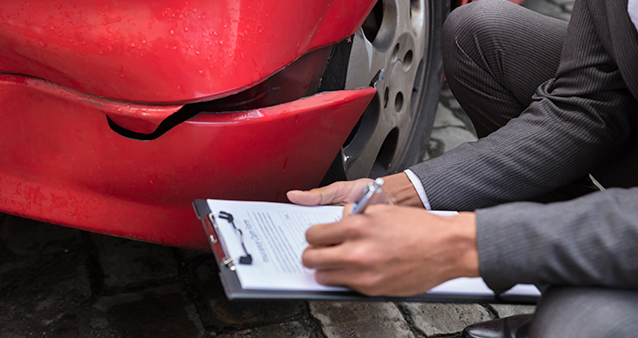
342, 216, 369, 238
344, 245, 380, 268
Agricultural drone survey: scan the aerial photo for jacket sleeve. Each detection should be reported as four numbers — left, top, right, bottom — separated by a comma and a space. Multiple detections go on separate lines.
475, 188, 638, 294
409, 0, 638, 211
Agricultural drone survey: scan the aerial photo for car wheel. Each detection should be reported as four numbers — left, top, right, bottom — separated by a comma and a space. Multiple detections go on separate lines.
321, 0, 448, 183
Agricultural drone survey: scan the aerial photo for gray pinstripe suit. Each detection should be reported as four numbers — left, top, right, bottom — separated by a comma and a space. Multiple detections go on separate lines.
411, 0, 638, 335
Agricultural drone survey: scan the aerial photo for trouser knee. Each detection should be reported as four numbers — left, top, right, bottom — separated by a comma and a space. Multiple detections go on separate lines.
442, 0, 513, 78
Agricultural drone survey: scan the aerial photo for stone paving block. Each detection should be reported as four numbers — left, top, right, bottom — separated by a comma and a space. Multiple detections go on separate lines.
0, 215, 83, 258
0, 252, 91, 337
562, 3, 573, 13
433, 103, 467, 129
438, 83, 476, 132
310, 301, 415, 338
92, 234, 179, 288
490, 304, 536, 318
429, 126, 478, 154
216, 321, 317, 338
193, 261, 305, 330
402, 303, 493, 336
91, 284, 205, 338
176, 247, 211, 264
549, 0, 573, 5
523, 0, 571, 21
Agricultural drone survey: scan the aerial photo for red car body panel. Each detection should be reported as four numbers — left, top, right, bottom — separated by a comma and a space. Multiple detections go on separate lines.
0, 0, 378, 249
0, 0, 375, 104
0, 0, 524, 249
0, 73, 375, 249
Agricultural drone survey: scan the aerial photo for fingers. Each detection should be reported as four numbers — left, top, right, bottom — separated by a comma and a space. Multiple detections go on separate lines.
302, 244, 348, 269
314, 268, 381, 294
305, 219, 351, 246
287, 179, 373, 206
303, 227, 376, 269
303, 241, 383, 294
305, 209, 370, 246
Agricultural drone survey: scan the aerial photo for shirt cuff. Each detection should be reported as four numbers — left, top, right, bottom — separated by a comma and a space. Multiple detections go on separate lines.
404, 169, 432, 210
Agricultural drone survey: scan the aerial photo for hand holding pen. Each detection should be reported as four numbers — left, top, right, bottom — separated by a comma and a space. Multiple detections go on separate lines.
350, 178, 384, 216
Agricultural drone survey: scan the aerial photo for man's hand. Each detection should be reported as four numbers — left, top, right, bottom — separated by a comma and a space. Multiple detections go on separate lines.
287, 173, 424, 208
302, 205, 480, 297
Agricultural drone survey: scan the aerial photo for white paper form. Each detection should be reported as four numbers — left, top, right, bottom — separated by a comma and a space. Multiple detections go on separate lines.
206, 199, 540, 297
208, 199, 347, 291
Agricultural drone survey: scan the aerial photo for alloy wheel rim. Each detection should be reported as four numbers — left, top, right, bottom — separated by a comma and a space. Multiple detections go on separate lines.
341, 0, 431, 179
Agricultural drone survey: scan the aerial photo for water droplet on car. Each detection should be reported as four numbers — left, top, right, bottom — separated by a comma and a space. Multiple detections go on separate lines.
39, 40, 46, 47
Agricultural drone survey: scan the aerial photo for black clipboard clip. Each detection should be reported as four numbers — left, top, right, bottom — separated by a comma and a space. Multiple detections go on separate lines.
206, 211, 253, 270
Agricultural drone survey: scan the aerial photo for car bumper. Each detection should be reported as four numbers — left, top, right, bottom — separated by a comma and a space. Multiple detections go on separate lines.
0, 74, 375, 250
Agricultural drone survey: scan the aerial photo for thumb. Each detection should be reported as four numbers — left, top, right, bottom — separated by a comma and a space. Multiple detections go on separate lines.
287, 180, 373, 206
287, 189, 325, 206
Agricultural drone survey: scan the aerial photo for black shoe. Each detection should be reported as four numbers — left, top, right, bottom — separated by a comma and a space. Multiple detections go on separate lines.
461, 314, 532, 338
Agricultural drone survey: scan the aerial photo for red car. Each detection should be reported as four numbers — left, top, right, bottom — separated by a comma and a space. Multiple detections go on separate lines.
0, 0, 523, 250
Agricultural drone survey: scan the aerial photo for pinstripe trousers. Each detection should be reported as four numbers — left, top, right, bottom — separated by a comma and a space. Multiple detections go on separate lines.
443, 1, 638, 336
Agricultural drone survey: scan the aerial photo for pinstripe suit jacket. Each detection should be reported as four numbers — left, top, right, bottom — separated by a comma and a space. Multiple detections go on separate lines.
410, 0, 638, 293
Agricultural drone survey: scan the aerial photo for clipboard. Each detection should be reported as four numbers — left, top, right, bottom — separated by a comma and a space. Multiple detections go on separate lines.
193, 199, 539, 304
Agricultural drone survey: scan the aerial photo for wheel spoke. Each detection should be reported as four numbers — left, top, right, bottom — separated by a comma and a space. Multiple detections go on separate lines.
341, 0, 434, 180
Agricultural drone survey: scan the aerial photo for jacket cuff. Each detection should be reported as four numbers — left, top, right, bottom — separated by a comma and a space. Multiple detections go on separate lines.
475, 202, 544, 294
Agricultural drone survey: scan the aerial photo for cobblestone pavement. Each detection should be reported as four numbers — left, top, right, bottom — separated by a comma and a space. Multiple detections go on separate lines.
0, 2, 571, 337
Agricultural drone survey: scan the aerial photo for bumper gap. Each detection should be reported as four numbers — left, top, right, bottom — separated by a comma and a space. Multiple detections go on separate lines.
108, 44, 336, 140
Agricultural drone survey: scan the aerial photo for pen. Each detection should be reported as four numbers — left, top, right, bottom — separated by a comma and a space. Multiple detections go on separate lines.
350, 178, 384, 216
